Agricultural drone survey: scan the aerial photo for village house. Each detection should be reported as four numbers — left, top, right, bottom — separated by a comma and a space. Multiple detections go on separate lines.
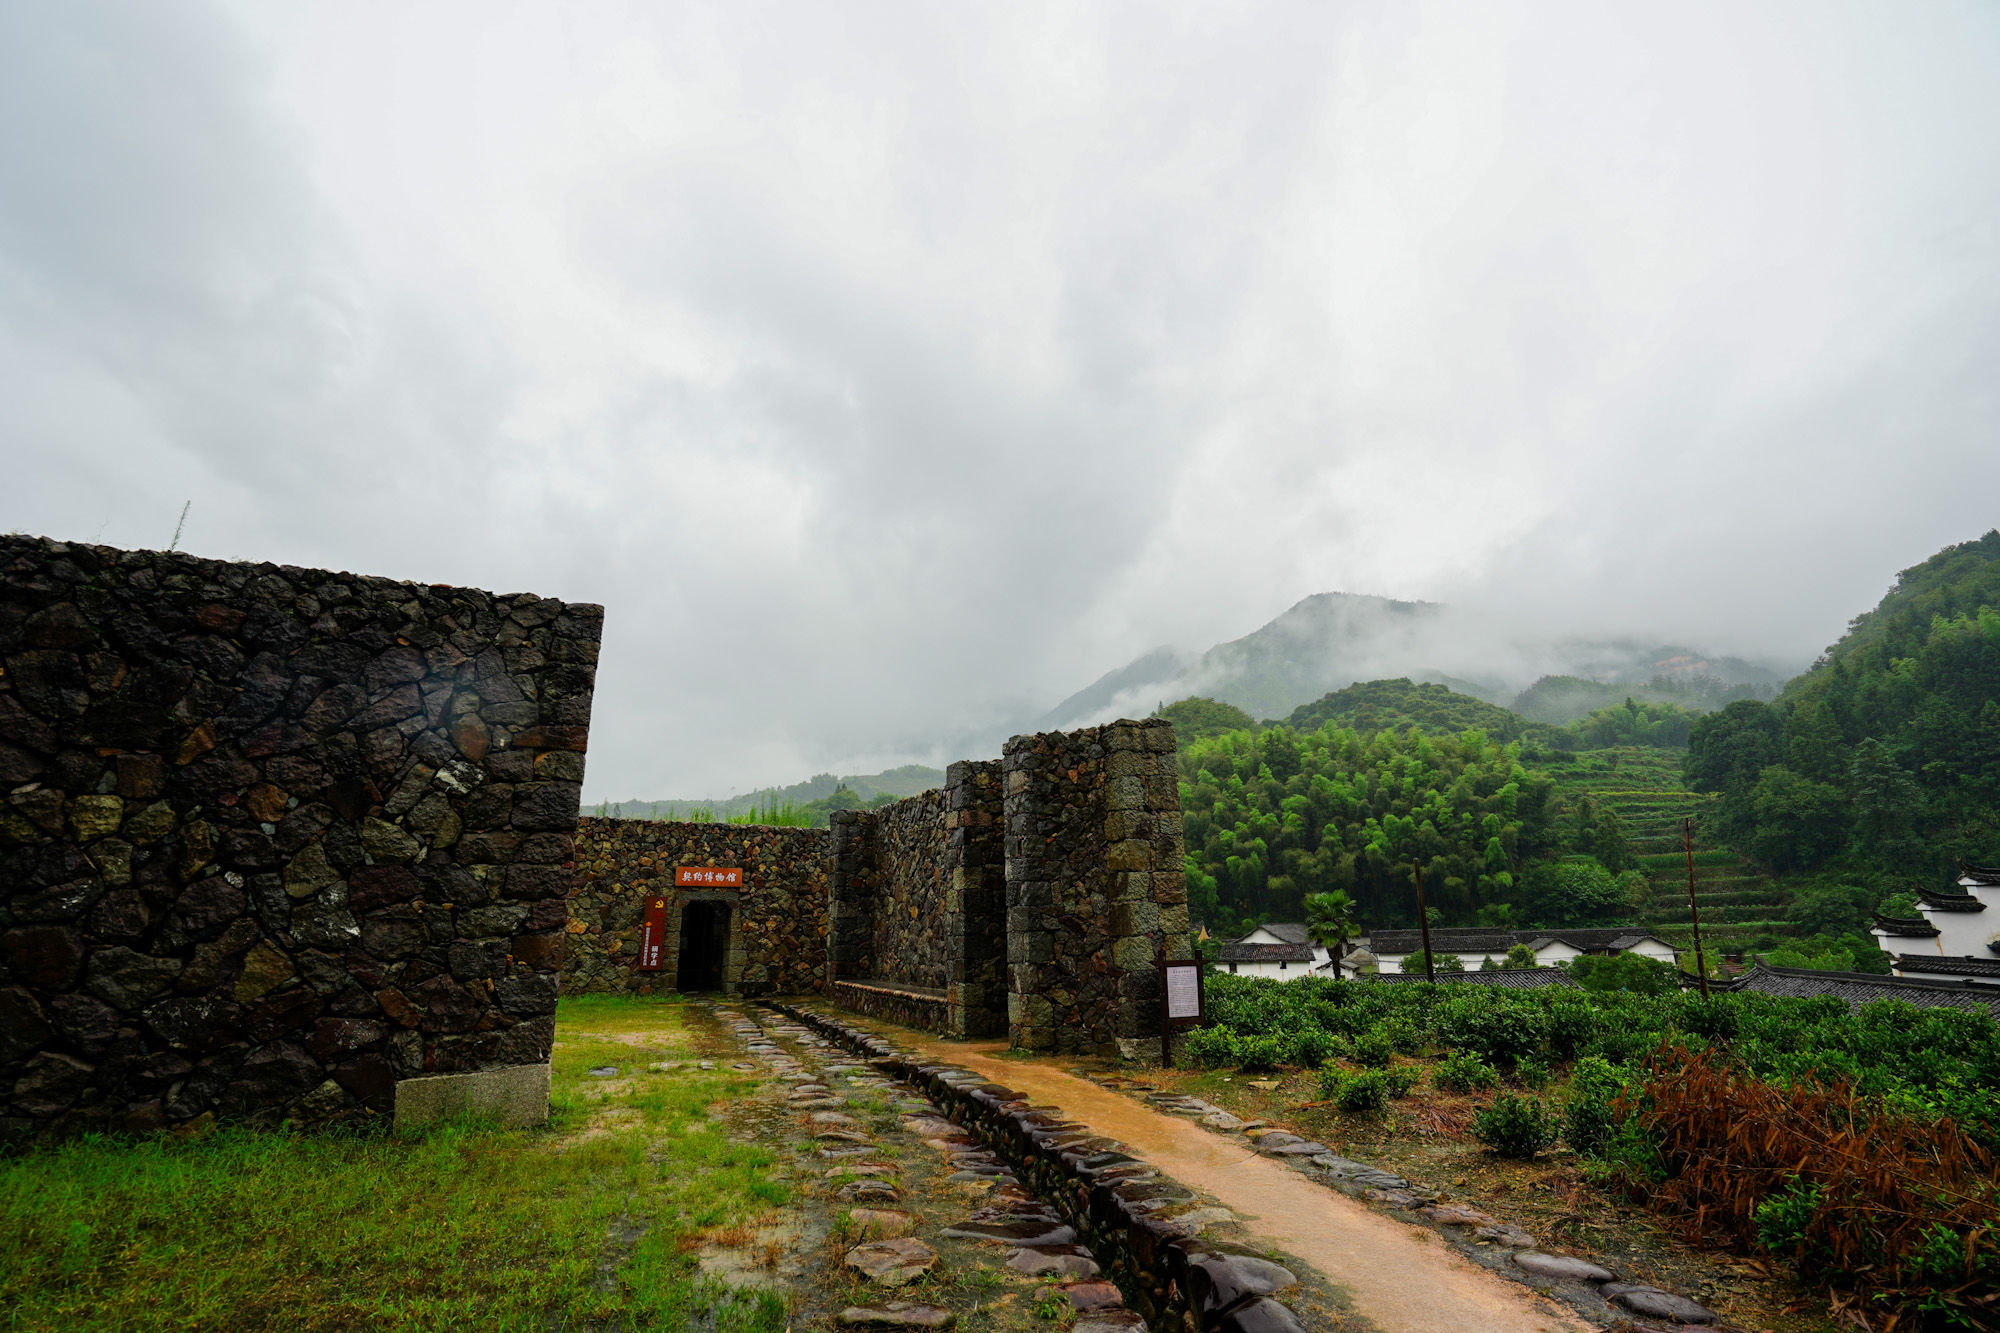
1869, 862, 2000, 987
1216, 922, 1331, 979
1350, 925, 1678, 975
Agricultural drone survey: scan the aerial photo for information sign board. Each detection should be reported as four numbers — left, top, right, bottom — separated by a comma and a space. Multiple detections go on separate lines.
1158, 957, 1206, 1067
1164, 962, 1203, 1021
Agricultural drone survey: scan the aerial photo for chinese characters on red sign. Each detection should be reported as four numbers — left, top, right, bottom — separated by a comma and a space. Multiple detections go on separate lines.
674, 866, 743, 887
638, 896, 668, 971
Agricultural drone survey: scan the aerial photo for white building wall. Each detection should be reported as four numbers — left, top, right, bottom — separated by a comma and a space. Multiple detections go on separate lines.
1928, 880, 2000, 956
1224, 959, 1310, 981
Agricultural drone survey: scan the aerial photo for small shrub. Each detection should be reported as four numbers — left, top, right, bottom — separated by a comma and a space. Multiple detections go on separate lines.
1436, 995, 1548, 1066
1288, 1027, 1345, 1068
1752, 1177, 1826, 1261
1543, 1001, 1598, 1059
1351, 1026, 1396, 1068
1380, 1015, 1424, 1054
1382, 1066, 1421, 1098
1515, 1058, 1552, 1090
1474, 1093, 1560, 1159
1435, 1052, 1499, 1093
1561, 1056, 1626, 1157
1232, 1031, 1286, 1072
1183, 1024, 1238, 1069
1320, 1066, 1394, 1113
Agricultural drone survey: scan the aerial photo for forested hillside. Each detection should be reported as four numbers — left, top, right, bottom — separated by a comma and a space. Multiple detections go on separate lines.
1685, 531, 2000, 886
1283, 678, 1530, 739
1178, 723, 1641, 938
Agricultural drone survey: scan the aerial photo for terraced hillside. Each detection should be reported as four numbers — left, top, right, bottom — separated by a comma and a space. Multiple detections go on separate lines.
1534, 748, 1798, 957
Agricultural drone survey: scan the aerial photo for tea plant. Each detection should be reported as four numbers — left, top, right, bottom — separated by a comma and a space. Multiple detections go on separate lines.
1473, 1093, 1560, 1159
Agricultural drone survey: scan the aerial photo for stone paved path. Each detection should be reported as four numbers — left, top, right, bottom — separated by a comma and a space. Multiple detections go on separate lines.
896, 1036, 1591, 1333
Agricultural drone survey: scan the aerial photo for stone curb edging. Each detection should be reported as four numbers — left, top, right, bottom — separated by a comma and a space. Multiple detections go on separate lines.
1084, 1078, 1728, 1329
769, 1002, 1307, 1333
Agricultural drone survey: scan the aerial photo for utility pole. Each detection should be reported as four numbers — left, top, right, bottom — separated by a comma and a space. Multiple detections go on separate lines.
1414, 861, 1436, 984
1683, 817, 1711, 1000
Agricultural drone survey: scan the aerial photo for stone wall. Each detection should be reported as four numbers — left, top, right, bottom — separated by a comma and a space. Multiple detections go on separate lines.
870, 790, 949, 991
942, 759, 1007, 1039
1005, 718, 1190, 1056
826, 760, 1008, 1038
827, 808, 881, 986
566, 818, 828, 996
826, 729, 1182, 1050
0, 535, 601, 1139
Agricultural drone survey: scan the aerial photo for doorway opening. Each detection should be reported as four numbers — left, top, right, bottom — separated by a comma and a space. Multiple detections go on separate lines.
676, 900, 732, 992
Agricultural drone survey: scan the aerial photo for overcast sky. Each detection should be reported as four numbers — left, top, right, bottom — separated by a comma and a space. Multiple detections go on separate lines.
4, 1, 1998, 800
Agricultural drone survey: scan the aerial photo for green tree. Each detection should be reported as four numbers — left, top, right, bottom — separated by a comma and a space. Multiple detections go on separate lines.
1849, 737, 1921, 853
1747, 767, 1847, 873
1567, 953, 1677, 995
1155, 697, 1259, 744
1500, 943, 1539, 969
1786, 884, 1875, 936
1402, 949, 1465, 975
1519, 858, 1625, 926
1304, 890, 1358, 966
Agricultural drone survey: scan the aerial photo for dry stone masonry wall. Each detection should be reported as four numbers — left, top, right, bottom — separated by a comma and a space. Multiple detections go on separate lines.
1005, 719, 1190, 1056
0, 535, 601, 1140
829, 759, 1007, 1037
870, 789, 950, 991
567, 818, 828, 996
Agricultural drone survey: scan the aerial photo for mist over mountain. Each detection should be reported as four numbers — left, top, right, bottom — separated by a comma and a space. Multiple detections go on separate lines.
1041, 591, 1795, 730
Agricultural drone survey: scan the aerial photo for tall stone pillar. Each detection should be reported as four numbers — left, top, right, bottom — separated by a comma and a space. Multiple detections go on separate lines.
826, 808, 880, 985
943, 759, 1005, 1037
1004, 718, 1189, 1055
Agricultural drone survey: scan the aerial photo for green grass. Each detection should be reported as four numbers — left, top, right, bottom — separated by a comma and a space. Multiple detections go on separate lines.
0, 996, 788, 1332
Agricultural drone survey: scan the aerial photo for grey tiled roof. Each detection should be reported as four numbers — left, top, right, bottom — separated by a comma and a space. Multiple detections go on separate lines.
1364, 926, 1669, 956
1368, 968, 1580, 989
1219, 941, 1315, 964
1916, 886, 1986, 912
1873, 914, 1941, 938
1961, 862, 2000, 887
1894, 954, 2000, 980
1246, 922, 1312, 946
1725, 963, 2000, 1019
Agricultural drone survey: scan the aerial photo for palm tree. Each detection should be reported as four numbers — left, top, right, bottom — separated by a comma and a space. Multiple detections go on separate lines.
1304, 890, 1358, 977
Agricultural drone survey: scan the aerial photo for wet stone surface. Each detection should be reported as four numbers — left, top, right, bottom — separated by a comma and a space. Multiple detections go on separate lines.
694, 1003, 1172, 1333
1514, 1251, 1617, 1284
1604, 1284, 1720, 1324
762, 1003, 1336, 1333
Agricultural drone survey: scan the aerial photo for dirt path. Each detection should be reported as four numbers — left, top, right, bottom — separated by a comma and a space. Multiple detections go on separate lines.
900, 1036, 1591, 1333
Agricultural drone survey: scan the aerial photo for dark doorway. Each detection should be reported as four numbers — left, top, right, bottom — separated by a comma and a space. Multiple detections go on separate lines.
676, 900, 731, 992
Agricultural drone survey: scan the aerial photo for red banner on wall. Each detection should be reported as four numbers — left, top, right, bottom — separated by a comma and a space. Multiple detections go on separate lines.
638, 895, 668, 971
675, 866, 742, 887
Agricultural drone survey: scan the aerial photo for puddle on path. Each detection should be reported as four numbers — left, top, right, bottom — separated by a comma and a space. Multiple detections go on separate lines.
897, 1035, 1590, 1333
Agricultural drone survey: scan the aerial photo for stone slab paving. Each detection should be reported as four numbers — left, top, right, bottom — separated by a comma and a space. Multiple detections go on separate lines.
766, 1004, 1336, 1333
703, 1003, 1165, 1331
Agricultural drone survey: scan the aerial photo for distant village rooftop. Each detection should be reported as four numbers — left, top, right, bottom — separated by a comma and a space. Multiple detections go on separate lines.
1362, 926, 1673, 955
1721, 962, 2000, 1020
1368, 967, 1579, 990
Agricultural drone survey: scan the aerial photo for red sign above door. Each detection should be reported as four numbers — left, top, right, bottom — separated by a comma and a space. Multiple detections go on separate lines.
675, 866, 742, 887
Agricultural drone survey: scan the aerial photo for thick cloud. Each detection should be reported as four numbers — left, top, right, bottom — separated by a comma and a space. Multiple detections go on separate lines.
3, 1, 1997, 799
